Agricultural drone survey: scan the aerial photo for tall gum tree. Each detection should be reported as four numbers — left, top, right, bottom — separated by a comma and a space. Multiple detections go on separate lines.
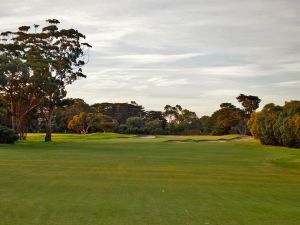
0, 19, 91, 141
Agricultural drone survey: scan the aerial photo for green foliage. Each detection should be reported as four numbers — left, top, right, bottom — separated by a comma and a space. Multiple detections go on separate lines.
236, 94, 261, 116
210, 103, 243, 135
145, 119, 165, 134
145, 110, 167, 129
67, 111, 118, 134
0, 19, 91, 142
177, 109, 200, 130
96, 114, 119, 132
199, 116, 212, 134
126, 117, 145, 129
0, 125, 18, 144
0, 96, 8, 126
163, 104, 182, 125
249, 101, 300, 148
91, 102, 145, 124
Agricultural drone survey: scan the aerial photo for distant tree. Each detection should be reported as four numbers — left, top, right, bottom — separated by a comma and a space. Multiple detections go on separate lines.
236, 94, 261, 116
210, 103, 243, 135
53, 98, 90, 132
199, 115, 212, 134
146, 119, 163, 131
126, 117, 145, 129
96, 113, 118, 132
68, 112, 96, 134
163, 105, 182, 130
177, 109, 200, 130
91, 102, 145, 124
144, 110, 167, 129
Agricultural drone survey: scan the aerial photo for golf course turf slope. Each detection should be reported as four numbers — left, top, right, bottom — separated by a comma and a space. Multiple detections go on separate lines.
0, 133, 299, 225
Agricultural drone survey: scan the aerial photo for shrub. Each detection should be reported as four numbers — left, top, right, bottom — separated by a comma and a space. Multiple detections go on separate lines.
248, 101, 300, 148
118, 124, 128, 134
0, 125, 19, 144
126, 117, 145, 129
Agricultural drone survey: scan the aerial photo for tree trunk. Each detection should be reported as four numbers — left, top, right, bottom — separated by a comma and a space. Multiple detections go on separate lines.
9, 98, 16, 130
44, 107, 54, 142
45, 120, 52, 142
11, 114, 16, 130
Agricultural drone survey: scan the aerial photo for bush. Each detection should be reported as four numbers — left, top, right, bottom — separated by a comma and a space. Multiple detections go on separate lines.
126, 117, 145, 129
0, 125, 19, 144
248, 101, 300, 148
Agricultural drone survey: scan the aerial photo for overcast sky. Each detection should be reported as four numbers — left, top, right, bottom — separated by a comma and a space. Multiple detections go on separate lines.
1, 0, 299, 116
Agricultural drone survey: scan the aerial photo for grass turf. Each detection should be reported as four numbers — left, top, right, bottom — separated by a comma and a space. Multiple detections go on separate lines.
0, 133, 299, 225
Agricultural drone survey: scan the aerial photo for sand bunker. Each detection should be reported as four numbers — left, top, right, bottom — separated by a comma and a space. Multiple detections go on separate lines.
134, 135, 157, 139
166, 136, 252, 143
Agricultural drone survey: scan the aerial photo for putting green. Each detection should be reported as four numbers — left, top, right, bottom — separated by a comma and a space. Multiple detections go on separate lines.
0, 133, 299, 225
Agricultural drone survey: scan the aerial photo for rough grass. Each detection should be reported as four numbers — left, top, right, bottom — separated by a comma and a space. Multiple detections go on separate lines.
0, 133, 299, 225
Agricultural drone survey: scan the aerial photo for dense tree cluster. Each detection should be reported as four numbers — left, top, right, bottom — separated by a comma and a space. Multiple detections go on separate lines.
249, 101, 300, 148
199, 94, 261, 135
1, 94, 257, 136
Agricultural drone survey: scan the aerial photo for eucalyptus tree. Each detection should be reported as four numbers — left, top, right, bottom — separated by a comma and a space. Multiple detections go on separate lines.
0, 38, 40, 139
236, 94, 261, 116
0, 19, 91, 141
163, 105, 182, 125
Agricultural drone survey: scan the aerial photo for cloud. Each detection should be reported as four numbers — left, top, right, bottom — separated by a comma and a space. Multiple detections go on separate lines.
1, 0, 300, 115
103, 53, 205, 64
201, 89, 243, 97
272, 80, 300, 87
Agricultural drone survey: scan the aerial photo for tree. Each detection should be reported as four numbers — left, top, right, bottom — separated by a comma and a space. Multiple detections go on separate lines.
210, 103, 243, 135
96, 113, 118, 132
273, 101, 300, 147
199, 116, 212, 134
0, 95, 8, 126
0, 19, 91, 141
248, 101, 300, 148
126, 117, 145, 129
145, 119, 164, 133
0, 52, 40, 139
91, 102, 145, 124
177, 109, 200, 130
37, 20, 91, 141
163, 105, 182, 130
53, 98, 90, 132
68, 112, 95, 134
236, 94, 261, 116
144, 110, 167, 129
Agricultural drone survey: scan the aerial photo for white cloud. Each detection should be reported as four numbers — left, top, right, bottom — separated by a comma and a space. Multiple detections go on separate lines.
1, 0, 300, 115
202, 89, 243, 97
103, 53, 204, 64
272, 80, 300, 87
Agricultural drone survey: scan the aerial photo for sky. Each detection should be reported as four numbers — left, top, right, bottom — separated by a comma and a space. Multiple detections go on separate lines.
0, 0, 299, 116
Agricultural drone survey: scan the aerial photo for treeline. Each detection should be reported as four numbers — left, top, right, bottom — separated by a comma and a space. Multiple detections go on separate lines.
0, 93, 261, 136
1, 88, 300, 148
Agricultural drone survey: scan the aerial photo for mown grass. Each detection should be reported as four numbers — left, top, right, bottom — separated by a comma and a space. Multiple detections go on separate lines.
0, 133, 299, 225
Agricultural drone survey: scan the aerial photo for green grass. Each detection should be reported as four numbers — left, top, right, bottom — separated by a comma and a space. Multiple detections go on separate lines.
0, 133, 300, 225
